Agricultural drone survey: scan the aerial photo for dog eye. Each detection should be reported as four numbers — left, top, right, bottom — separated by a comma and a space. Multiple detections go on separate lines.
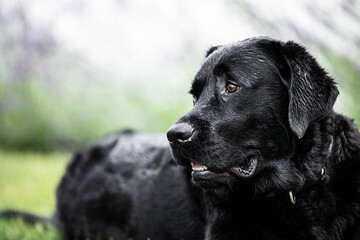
193, 97, 197, 105
226, 83, 240, 93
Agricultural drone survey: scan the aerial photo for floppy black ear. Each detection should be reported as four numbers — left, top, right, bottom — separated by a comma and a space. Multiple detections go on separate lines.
280, 41, 339, 139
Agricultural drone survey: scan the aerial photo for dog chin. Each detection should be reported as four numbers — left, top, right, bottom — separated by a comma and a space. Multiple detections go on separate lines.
191, 172, 236, 189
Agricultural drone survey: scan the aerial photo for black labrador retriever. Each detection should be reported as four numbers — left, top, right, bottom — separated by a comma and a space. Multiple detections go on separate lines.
3, 37, 360, 240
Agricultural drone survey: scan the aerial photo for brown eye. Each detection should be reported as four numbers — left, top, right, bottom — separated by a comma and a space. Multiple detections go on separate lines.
226, 83, 239, 93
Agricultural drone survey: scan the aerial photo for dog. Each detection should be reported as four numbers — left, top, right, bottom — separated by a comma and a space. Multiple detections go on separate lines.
166, 37, 360, 240
2, 37, 360, 240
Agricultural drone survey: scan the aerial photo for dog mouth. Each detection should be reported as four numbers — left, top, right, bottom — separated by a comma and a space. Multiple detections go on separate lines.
191, 155, 258, 180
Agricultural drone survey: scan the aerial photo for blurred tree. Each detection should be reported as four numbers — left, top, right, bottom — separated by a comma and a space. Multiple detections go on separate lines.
0, 1, 195, 151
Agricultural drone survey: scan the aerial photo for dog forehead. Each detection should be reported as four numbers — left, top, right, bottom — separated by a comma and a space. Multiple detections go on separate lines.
195, 38, 278, 83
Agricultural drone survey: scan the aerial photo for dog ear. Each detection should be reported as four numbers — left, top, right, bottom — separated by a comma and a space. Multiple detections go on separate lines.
206, 46, 220, 58
279, 41, 339, 139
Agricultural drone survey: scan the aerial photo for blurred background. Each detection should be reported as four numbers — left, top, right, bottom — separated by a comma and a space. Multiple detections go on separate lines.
0, 0, 359, 239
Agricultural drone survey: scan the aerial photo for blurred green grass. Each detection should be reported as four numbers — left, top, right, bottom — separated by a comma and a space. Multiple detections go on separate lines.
0, 149, 69, 240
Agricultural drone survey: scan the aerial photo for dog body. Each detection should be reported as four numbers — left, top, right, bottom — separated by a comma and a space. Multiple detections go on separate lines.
55, 37, 360, 240
56, 131, 205, 240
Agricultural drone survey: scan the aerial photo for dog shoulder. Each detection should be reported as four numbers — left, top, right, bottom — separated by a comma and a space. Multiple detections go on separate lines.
332, 114, 360, 164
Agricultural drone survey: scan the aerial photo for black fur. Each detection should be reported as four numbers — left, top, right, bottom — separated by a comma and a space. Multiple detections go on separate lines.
55, 130, 205, 240
169, 37, 360, 240
2, 37, 360, 240
206, 46, 220, 57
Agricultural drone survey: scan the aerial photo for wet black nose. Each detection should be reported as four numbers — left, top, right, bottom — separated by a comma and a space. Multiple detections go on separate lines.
167, 123, 194, 144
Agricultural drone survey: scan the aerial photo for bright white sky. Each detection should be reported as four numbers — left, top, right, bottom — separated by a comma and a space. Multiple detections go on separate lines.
2, 0, 359, 77
3, 0, 258, 77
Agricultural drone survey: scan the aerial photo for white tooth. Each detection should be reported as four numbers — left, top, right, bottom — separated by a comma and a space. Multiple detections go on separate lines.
190, 162, 194, 167
193, 167, 204, 171
191, 165, 210, 172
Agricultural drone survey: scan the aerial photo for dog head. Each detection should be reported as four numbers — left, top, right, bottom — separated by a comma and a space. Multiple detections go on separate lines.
167, 37, 338, 193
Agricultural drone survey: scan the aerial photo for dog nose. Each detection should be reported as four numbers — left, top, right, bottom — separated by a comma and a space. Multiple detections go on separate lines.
167, 123, 194, 143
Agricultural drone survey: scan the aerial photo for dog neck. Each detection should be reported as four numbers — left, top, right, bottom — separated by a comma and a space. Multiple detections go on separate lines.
287, 113, 336, 204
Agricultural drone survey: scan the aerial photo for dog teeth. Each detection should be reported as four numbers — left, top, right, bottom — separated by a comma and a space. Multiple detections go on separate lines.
191, 162, 208, 172
193, 167, 207, 172
192, 166, 208, 172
